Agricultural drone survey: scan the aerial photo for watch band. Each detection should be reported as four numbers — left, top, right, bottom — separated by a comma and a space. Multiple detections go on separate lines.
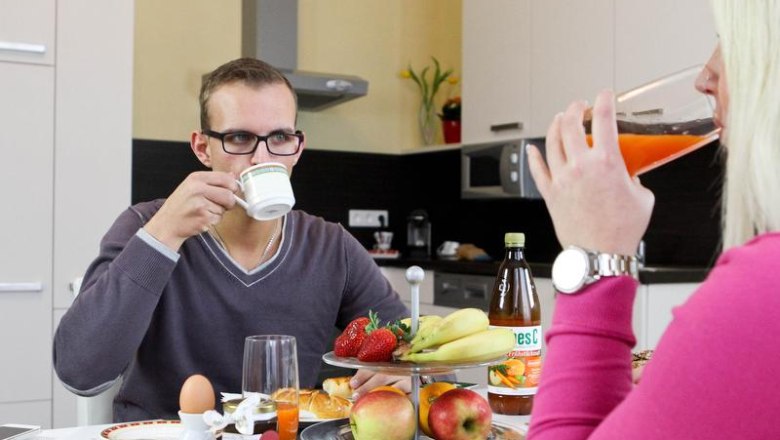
594, 252, 639, 278
552, 246, 639, 294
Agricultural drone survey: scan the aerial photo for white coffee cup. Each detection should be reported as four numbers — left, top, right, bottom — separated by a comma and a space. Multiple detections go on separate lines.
234, 162, 295, 221
437, 241, 460, 257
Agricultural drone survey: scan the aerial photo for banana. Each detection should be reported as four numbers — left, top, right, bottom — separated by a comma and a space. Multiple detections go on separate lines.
408, 308, 489, 353
400, 314, 443, 337
402, 328, 515, 363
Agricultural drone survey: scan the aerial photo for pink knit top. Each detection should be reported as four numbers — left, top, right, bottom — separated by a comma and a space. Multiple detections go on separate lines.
528, 232, 780, 439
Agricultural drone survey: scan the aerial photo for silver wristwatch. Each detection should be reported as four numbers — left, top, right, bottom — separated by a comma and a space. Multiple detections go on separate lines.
551, 246, 639, 294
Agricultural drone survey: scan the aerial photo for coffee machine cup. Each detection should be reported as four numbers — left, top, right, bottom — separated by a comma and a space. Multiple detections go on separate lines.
406, 209, 431, 258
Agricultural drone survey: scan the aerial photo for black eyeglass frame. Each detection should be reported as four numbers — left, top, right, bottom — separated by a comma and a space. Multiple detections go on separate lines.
203, 128, 304, 156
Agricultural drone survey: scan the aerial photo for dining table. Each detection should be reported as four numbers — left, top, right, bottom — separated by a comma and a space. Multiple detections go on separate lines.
31, 388, 530, 439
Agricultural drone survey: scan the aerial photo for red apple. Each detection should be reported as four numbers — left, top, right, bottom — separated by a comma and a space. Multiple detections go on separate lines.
349, 390, 416, 440
428, 389, 492, 440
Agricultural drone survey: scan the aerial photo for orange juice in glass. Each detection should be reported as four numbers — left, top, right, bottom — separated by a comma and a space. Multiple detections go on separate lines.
242, 335, 300, 439
275, 401, 299, 440
585, 65, 720, 176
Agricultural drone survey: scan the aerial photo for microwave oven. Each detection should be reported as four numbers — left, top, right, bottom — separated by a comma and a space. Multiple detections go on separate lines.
461, 137, 546, 199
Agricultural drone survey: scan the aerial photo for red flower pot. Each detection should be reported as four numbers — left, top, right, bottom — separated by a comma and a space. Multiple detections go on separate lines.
441, 119, 461, 144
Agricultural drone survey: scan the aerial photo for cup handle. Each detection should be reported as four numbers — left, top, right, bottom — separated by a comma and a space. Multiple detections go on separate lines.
233, 179, 248, 210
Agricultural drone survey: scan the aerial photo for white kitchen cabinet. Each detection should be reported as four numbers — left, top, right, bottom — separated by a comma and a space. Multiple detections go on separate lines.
0, 0, 133, 429
643, 282, 699, 350
0, 0, 55, 65
529, 0, 614, 137
615, 0, 716, 92
0, 62, 55, 417
461, 0, 531, 143
463, 0, 716, 141
380, 266, 435, 306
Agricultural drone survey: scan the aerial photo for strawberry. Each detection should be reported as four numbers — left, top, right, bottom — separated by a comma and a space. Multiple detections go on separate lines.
333, 315, 371, 357
357, 312, 398, 362
357, 327, 398, 362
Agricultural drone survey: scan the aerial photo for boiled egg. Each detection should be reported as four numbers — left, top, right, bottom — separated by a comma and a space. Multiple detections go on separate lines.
179, 374, 216, 414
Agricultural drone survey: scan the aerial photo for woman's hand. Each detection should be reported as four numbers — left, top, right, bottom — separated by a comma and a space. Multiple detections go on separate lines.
526, 90, 655, 256
350, 370, 411, 399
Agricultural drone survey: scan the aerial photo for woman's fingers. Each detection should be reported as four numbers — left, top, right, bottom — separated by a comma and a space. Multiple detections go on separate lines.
559, 100, 591, 161
590, 90, 621, 157
544, 113, 566, 172
525, 144, 551, 200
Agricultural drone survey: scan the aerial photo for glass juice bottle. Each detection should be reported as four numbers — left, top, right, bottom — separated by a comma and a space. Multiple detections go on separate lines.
488, 232, 542, 415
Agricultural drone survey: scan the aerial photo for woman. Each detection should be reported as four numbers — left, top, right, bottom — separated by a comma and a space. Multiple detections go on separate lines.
525, 1, 780, 438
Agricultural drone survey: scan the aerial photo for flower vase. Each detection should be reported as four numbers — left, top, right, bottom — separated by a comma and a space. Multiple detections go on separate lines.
441, 119, 461, 144
418, 102, 437, 145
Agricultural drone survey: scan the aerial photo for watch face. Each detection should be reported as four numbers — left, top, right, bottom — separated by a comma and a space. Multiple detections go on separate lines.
552, 247, 590, 293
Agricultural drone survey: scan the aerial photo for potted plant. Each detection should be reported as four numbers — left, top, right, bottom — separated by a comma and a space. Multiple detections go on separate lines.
439, 96, 461, 144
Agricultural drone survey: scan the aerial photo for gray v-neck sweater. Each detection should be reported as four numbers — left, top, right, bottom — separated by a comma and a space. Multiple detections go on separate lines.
54, 199, 408, 422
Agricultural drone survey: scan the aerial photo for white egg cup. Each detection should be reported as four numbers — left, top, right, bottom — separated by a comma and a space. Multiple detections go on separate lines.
178, 411, 215, 440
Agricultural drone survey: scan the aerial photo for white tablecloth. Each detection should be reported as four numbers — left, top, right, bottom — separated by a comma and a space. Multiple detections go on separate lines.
36, 388, 530, 439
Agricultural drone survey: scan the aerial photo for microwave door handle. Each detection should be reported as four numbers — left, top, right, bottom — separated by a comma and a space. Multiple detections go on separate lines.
500, 144, 522, 195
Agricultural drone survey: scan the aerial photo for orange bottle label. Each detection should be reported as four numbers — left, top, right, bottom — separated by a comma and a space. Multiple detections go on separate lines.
487, 325, 542, 396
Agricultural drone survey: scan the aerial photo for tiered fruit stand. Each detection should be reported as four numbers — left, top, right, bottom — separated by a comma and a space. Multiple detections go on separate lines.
305, 267, 523, 440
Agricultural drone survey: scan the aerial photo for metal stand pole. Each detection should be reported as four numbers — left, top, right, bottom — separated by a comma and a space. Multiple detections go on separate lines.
406, 266, 425, 440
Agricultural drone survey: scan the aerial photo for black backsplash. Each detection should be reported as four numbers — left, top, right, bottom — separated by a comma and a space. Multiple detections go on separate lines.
133, 139, 723, 267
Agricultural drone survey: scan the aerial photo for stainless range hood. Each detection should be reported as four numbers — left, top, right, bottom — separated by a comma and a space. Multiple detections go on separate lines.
241, 0, 369, 111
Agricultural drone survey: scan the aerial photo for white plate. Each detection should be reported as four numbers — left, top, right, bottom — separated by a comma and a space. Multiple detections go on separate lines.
100, 420, 182, 439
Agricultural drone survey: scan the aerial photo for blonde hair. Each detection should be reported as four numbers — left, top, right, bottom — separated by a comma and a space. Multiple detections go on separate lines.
712, 0, 780, 248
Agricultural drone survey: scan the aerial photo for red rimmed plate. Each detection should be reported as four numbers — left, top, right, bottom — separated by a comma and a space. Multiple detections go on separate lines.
100, 419, 182, 439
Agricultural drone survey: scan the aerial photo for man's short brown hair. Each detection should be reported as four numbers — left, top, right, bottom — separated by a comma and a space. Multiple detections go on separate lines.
199, 58, 296, 129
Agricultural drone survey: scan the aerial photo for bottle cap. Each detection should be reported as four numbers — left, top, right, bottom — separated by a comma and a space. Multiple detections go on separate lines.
504, 232, 525, 247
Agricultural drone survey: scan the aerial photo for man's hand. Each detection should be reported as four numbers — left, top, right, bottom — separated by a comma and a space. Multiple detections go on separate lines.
350, 370, 411, 399
144, 171, 239, 251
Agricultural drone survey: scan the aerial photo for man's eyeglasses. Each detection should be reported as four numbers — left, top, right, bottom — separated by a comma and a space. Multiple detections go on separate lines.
203, 129, 304, 156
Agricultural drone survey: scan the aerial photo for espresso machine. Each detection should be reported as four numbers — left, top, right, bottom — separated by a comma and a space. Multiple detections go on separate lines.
406, 209, 431, 258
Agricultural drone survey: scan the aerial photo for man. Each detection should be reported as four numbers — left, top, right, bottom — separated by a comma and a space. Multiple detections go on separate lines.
54, 58, 409, 422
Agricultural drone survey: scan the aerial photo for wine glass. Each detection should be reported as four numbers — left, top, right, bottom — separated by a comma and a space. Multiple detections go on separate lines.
585, 65, 720, 176
242, 335, 300, 440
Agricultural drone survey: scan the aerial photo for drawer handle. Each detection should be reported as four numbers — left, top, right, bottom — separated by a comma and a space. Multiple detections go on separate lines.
0, 282, 44, 292
0, 41, 47, 54
490, 122, 523, 132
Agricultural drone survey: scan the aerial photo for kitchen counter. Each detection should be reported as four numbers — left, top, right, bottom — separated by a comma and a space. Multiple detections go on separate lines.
375, 256, 710, 284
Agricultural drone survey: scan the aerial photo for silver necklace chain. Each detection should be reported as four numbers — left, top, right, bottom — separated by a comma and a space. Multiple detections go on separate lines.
211, 218, 281, 264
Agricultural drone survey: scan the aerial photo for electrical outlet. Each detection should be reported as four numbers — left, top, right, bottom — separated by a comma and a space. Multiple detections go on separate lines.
348, 209, 389, 228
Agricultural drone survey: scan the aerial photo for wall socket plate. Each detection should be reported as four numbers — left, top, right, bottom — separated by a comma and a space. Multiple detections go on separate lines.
348, 209, 389, 228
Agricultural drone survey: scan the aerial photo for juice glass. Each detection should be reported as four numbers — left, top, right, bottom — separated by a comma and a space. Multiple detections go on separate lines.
585, 65, 720, 176
242, 335, 300, 440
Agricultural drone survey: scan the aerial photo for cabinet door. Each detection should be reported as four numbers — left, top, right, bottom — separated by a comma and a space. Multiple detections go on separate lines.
462, 0, 531, 143
380, 267, 434, 305
615, 0, 716, 92
53, 0, 134, 310
529, 0, 614, 137
0, 63, 54, 423
646, 283, 699, 348
0, 0, 55, 65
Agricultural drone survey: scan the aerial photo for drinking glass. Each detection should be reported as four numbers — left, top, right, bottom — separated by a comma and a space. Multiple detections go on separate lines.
242, 335, 299, 440
585, 65, 720, 176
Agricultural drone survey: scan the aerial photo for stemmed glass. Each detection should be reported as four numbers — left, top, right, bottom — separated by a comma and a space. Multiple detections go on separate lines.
585, 65, 720, 176
242, 335, 300, 440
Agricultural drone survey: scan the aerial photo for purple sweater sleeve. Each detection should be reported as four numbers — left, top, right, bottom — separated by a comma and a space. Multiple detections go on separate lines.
528, 233, 780, 439
53, 204, 177, 394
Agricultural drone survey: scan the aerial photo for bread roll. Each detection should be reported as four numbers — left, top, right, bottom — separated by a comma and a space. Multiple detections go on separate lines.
322, 376, 353, 399
271, 388, 352, 419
